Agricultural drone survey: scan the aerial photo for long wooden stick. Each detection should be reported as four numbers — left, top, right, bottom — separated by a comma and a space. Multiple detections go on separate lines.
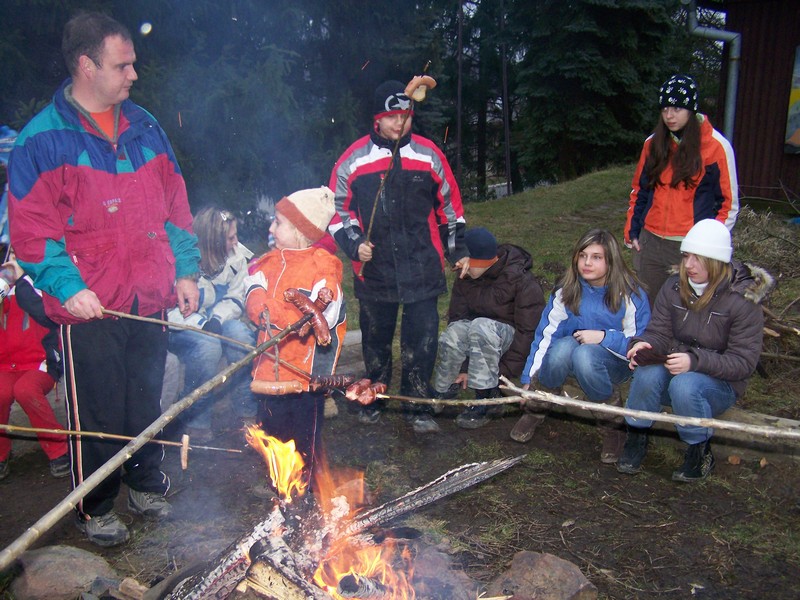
498, 376, 800, 441
0, 423, 241, 454
0, 313, 312, 572
103, 308, 314, 378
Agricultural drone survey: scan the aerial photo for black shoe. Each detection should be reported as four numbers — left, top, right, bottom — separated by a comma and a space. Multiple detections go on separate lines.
616, 428, 649, 475
456, 406, 490, 429
49, 454, 71, 478
672, 441, 715, 482
411, 414, 440, 434
358, 407, 381, 425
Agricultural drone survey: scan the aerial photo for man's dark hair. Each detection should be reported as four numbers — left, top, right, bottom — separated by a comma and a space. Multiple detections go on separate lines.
62, 12, 132, 76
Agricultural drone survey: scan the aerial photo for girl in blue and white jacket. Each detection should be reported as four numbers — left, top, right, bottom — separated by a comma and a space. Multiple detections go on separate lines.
513, 230, 650, 462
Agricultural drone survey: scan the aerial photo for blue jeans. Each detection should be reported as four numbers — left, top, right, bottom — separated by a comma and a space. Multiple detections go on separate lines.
624, 365, 736, 444
169, 319, 257, 428
538, 336, 630, 402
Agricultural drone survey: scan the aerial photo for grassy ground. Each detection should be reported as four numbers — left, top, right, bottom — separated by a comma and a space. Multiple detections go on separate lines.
339, 163, 800, 417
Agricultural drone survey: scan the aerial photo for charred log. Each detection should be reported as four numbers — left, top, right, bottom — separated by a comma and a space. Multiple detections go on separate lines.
336, 574, 389, 598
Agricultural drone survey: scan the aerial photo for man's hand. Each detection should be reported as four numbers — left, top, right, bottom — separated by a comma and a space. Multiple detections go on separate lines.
357, 241, 374, 262
454, 256, 470, 279
631, 238, 641, 252
176, 278, 200, 317
64, 289, 104, 320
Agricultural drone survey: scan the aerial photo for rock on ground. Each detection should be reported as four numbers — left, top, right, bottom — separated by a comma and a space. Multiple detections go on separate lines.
486, 550, 597, 600
10, 545, 119, 600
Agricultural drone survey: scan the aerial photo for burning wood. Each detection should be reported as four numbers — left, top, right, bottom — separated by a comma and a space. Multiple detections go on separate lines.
336, 573, 388, 598
157, 424, 524, 599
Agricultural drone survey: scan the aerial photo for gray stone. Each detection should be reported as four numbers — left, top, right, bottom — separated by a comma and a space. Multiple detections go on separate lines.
10, 545, 119, 600
486, 550, 597, 600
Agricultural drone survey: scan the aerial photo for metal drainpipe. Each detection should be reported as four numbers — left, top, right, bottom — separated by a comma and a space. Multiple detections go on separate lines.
683, 0, 741, 141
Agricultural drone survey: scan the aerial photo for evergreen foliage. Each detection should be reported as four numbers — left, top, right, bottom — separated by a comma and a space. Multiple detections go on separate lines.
0, 0, 718, 215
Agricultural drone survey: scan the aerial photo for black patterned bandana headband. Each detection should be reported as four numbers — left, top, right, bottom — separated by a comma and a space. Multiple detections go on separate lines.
658, 74, 699, 112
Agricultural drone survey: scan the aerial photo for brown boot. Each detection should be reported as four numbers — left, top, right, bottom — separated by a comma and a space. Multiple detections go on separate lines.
594, 386, 626, 464
599, 427, 627, 464
510, 412, 546, 443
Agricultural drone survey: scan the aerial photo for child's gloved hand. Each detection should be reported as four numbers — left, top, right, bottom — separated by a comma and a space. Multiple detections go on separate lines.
202, 317, 223, 335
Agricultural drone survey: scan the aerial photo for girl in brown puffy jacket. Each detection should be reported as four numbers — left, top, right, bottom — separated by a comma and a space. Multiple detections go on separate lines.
617, 219, 771, 482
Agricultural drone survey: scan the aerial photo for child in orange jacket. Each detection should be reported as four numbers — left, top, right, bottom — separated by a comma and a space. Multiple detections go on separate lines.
245, 187, 346, 486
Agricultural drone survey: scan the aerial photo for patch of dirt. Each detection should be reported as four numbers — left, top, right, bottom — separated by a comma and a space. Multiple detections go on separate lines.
2, 395, 800, 599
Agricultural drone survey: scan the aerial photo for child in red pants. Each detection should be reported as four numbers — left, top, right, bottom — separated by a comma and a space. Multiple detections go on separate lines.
0, 252, 68, 480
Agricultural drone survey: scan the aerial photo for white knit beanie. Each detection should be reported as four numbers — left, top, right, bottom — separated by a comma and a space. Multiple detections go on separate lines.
275, 186, 335, 243
680, 219, 732, 263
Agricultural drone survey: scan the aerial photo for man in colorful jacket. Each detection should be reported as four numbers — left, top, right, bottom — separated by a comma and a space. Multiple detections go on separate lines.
8, 12, 200, 547
328, 79, 468, 434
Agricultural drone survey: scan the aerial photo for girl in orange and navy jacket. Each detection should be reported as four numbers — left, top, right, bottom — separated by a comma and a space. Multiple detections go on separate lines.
624, 74, 739, 305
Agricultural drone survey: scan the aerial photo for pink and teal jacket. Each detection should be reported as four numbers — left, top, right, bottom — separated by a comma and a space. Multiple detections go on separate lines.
7, 79, 200, 324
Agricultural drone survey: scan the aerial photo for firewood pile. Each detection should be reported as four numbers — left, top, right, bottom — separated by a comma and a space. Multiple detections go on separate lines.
143, 456, 524, 599
734, 206, 800, 367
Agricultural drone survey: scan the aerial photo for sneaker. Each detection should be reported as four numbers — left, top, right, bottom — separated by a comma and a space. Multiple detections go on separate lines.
49, 454, 71, 478
411, 414, 441, 434
0, 458, 9, 481
456, 406, 490, 430
76, 511, 130, 547
672, 441, 715, 482
616, 428, 649, 475
358, 407, 381, 425
599, 428, 627, 464
510, 412, 545, 443
128, 489, 173, 519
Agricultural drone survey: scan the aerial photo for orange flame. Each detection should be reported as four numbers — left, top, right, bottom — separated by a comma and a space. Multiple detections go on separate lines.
245, 425, 307, 502
310, 455, 415, 599
244, 427, 416, 597
313, 538, 415, 600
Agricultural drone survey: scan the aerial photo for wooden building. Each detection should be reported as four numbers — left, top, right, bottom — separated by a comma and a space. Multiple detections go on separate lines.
707, 0, 800, 204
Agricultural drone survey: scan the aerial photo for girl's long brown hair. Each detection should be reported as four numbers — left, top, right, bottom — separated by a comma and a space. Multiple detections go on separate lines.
560, 229, 644, 315
679, 255, 732, 311
643, 113, 702, 190
193, 206, 236, 276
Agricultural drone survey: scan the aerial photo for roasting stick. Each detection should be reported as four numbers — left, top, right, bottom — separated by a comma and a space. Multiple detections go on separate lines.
499, 376, 800, 442
103, 307, 315, 379
0, 312, 313, 573
0, 423, 242, 454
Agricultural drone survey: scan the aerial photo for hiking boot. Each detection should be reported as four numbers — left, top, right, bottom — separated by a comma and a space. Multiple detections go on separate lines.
128, 489, 173, 519
49, 454, 71, 478
0, 458, 9, 481
616, 428, 649, 475
432, 383, 461, 414
456, 406, 490, 430
411, 414, 441, 434
672, 441, 715, 483
358, 407, 381, 425
76, 511, 130, 547
599, 428, 627, 464
510, 412, 545, 443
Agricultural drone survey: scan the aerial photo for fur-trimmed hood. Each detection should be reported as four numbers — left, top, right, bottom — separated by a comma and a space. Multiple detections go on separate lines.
667, 260, 774, 305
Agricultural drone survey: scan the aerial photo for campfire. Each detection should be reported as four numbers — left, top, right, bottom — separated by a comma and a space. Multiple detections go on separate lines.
160, 425, 523, 599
